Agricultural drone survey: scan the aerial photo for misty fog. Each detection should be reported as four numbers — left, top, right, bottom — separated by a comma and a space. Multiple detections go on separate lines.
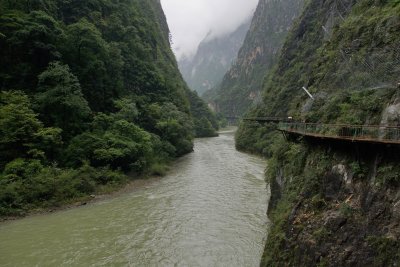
160, 0, 258, 60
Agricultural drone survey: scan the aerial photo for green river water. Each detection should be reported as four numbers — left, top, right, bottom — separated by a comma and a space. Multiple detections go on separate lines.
0, 129, 269, 266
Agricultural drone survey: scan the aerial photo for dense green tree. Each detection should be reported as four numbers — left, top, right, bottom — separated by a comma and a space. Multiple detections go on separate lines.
0, 10, 63, 91
0, 91, 62, 167
187, 90, 218, 137
35, 61, 91, 139
62, 18, 120, 111
145, 102, 194, 156
0, 0, 57, 14
66, 115, 153, 172
0, 91, 42, 165
113, 98, 139, 122
0, 0, 218, 216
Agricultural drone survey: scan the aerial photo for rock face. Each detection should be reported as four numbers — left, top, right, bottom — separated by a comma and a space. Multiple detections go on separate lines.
262, 143, 400, 266
203, 0, 305, 117
230, 0, 400, 265
178, 20, 251, 95
381, 102, 400, 125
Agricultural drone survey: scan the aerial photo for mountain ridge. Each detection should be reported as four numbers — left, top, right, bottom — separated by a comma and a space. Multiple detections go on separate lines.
203, 0, 305, 117
179, 18, 251, 95
234, 0, 400, 265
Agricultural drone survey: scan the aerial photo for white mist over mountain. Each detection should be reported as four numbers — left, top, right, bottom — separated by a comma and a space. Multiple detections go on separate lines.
160, 0, 258, 60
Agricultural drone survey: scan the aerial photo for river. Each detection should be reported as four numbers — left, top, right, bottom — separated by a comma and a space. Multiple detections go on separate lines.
0, 129, 269, 267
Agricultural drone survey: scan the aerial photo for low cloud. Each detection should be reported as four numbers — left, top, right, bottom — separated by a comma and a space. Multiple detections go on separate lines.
161, 0, 258, 60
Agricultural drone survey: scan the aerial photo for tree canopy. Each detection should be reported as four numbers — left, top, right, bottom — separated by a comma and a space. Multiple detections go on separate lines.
0, 0, 218, 216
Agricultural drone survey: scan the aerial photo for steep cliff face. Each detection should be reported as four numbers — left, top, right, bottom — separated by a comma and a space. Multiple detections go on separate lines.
264, 140, 400, 266
234, 0, 400, 265
204, 0, 305, 117
179, 20, 251, 95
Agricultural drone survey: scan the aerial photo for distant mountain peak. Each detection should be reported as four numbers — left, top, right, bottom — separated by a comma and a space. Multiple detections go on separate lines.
203, 0, 305, 117
178, 18, 251, 95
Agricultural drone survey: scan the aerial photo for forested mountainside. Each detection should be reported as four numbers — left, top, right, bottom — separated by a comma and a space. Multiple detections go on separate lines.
179, 20, 251, 95
0, 0, 217, 217
236, 0, 400, 265
203, 0, 304, 117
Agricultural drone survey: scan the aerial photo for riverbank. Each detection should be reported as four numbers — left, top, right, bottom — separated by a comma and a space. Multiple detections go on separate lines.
0, 173, 165, 223
0, 130, 269, 266
0, 129, 236, 223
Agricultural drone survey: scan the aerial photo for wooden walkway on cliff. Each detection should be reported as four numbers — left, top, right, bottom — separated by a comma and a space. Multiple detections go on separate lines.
244, 117, 400, 145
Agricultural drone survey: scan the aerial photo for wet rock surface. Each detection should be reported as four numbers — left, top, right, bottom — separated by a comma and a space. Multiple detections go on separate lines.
264, 149, 400, 266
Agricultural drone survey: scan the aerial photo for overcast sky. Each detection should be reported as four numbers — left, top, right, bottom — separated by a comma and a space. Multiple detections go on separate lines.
160, 0, 258, 60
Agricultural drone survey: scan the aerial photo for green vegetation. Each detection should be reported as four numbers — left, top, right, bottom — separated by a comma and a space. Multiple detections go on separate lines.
187, 90, 218, 137
235, 109, 281, 157
237, 0, 400, 164
0, 161, 126, 216
376, 163, 400, 187
234, 0, 400, 265
367, 236, 400, 266
0, 0, 217, 216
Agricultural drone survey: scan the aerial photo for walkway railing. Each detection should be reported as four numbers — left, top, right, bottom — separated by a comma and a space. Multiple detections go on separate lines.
243, 117, 294, 123
278, 122, 400, 144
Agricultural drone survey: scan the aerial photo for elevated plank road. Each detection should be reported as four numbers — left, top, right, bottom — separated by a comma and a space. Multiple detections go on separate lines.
243, 117, 400, 145
243, 117, 294, 123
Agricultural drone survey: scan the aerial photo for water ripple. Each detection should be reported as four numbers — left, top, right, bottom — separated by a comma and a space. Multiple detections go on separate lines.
0, 130, 270, 267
